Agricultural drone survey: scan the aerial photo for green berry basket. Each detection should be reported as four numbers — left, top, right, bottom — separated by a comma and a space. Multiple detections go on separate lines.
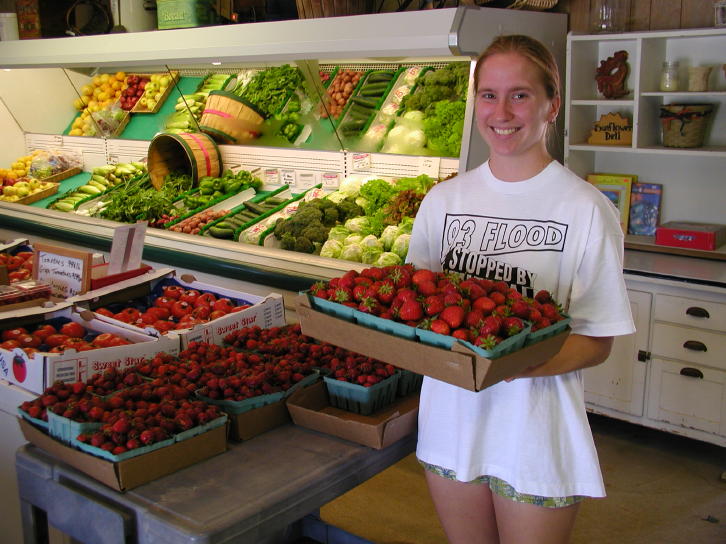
396, 369, 423, 397
524, 315, 572, 346
17, 407, 49, 431
323, 372, 400, 416
72, 436, 175, 462
46, 410, 102, 444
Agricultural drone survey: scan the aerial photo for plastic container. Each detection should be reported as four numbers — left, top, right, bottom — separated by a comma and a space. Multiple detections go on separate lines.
323, 372, 400, 415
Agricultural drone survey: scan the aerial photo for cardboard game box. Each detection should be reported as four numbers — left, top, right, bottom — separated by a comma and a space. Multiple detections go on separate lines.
655, 222, 726, 251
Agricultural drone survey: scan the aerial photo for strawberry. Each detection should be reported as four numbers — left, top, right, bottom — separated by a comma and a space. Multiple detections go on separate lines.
479, 314, 502, 337
528, 308, 543, 322
464, 309, 485, 328
338, 270, 359, 290
399, 299, 423, 322
386, 265, 412, 289
375, 280, 395, 305
472, 296, 496, 314
489, 291, 506, 306
416, 280, 439, 297
412, 269, 436, 288
440, 305, 465, 329
352, 283, 369, 302
477, 278, 494, 293
332, 287, 353, 304
452, 328, 471, 341
502, 316, 525, 337
459, 279, 486, 300
429, 319, 451, 335
473, 334, 500, 350
353, 276, 373, 287
534, 289, 553, 304
505, 288, 523, 302
358, 296, 382, 315
509, 299, 531, 319
361, 267, 385, 281
492, 280, 510, 294
443, 291, 464, 307
423, 295, 445, 316
392, 288, 417, 304
309, 281, 329, 298
532, 317, 552, 331
541, 303, 562, 322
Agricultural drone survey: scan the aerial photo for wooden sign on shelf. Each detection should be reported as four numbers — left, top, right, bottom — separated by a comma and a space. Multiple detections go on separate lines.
587, 112, 632, 146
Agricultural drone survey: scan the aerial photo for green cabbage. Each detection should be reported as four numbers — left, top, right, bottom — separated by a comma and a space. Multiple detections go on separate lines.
374, 251, 403, 267
327, 225, 350, 242
319, 239, 343, 258
391, 233, 410, 259
380, 225, 400, 251
339, 243, 363, 262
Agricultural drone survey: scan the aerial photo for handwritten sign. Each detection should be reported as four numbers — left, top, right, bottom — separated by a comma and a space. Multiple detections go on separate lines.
281, 169, 296, 186
352, 153, 371, 171
32, 243, 92, 299
322, 172, 340, 188
264, 168, 280, 185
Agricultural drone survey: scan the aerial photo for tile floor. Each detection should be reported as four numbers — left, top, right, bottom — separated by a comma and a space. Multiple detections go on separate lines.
316, 414, 726, 543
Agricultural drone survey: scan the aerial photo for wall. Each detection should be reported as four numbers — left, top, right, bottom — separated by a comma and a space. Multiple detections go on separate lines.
555, 0, 715, 33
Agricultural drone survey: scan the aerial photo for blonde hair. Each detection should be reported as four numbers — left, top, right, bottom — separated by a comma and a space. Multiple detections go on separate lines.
474, 35, 561, 103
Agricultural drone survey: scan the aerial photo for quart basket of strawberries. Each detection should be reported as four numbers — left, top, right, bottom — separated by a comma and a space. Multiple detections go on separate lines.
296, 265, 571, 392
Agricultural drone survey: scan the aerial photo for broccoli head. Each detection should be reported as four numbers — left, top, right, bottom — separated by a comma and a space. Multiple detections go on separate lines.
301, 224, 331, 244
280, 232, 297, 251
293, 236, 315, 253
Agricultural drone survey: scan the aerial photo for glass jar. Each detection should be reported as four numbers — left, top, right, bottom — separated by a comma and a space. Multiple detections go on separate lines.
660, 61, 679, 92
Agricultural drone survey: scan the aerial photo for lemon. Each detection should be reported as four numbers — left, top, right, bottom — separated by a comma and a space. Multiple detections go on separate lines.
81, 84, 93, 96
115, 71, 126, 81
69, 128, 83, 136
92, 75, 103, 86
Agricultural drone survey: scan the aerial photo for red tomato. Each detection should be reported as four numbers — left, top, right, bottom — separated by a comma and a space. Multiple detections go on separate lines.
208, 310, 227, 321
62, 338, 89, 352
15, 251, 34, 261
193, 292, 217, 308
6, 255, 24, 271
32, 324, 57, 342
171, 300, 193, 319
231, 305, 252, 312
212, 298, 234, 313
95, 307, 114, 318
0, 339, 21, 350
153, 320, 176, 333
45, 334, 70, 348
162, 285, 184, 300
60, 321, 86, 339
146, 306, 170, 320
179, 289, 201, 304
2, 328, 28, 342
139, 312, 158, 325
153, 296, 175, 310
16, 334, 41, 349
191, 305, 211, 320
9, 269, 31, 282
92, 333, 116, 348
114, 308, 141, 323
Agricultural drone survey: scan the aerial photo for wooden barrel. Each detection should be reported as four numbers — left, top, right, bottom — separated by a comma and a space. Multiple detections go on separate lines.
147, 132, 222, 190
199, 91, 266, 145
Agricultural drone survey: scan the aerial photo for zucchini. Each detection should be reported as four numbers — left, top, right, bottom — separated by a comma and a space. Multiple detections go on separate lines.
340, 119, 367, 131
350, 96, 378, 108
360, 88, 387, 97
360, 81, 389, 93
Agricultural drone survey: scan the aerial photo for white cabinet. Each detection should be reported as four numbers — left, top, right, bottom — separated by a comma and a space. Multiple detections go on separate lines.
565, 28, 726, 230
584, 289, 650, 417
585, 275, 726, 447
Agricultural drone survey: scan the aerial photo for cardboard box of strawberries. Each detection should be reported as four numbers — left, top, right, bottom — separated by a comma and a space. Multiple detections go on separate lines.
296, 265, 571, 392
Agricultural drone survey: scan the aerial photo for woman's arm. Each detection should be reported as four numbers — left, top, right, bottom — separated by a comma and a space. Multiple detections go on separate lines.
506, 334, 613, 381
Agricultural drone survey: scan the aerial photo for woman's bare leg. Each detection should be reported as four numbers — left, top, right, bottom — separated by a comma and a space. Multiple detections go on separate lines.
424, 471, 500, 544
493, 493, 580, 544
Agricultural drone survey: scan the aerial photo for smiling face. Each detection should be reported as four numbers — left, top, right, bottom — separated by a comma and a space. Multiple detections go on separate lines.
475, 52, 560, 180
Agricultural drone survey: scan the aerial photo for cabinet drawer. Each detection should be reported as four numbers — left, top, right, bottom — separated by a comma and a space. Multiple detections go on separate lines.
652, 323, 726, 370
647, 359, 726, 437
654, 294, 726, 332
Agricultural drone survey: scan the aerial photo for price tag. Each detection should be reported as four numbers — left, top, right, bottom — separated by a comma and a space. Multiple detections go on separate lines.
322, 172, 340, 188
418, 156, 440, 178
281, 169, 296, 186
297, 172, 316, 190
107, 154, 119, 165
33, 243, 92, 299
352, 153, 371, 171
52, 135, 63, 146
263, 168, 279, 185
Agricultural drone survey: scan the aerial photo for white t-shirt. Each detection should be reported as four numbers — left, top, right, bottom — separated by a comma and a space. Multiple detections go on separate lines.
407, 160, 635, 497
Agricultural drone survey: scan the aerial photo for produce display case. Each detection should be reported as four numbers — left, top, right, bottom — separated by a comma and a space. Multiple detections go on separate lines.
0, 7, 567, 292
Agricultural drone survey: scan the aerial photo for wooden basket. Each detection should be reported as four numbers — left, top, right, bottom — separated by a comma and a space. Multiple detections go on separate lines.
199, 91, 266, 145
131, 71, 180, 114
147, 132, 222, 190
16, 183, 60, 205
39, 167, 82, 184
660, 104, 714, 148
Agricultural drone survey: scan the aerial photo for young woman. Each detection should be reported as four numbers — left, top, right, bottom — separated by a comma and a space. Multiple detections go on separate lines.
406, 35, 635, 543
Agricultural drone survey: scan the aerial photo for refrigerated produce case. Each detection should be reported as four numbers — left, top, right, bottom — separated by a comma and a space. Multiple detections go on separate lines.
0, 7, 567, 293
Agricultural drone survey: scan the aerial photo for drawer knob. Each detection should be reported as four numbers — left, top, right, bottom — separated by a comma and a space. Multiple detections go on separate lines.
685, 307, 710, 319
683, 340, 707, 352
680, 367, 704, 379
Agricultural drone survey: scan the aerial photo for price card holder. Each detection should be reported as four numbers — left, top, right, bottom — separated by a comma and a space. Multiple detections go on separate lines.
297, 172, 316, 190
322, 172, 340, 188
32, 243, 92, 300
281, 169, 296, 186
352, 153, 371, 171
264, 168, 280, 185
418, 156, 440, 178
108, 222, 146, 275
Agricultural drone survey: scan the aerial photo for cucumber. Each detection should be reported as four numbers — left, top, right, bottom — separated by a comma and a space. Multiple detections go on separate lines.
264, 196, 287, 205
53, 201, 76, 212
244, 201, 269, 215
208, 226, 235, 239
366, 72, 395, 83
339, 119, 367, 131
350, 96, 378, 108
360, 81, 389, 93
213, 221, 236, 230
347, 108, 373, 121
360, 88, 387, 97
78, 185, 102, 195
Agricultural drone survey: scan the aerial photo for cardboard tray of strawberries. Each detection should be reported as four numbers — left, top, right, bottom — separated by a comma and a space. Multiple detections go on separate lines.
295, 293, 569, 392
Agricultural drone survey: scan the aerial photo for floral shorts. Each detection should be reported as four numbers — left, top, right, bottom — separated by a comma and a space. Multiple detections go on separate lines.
420, 461, 585, 508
